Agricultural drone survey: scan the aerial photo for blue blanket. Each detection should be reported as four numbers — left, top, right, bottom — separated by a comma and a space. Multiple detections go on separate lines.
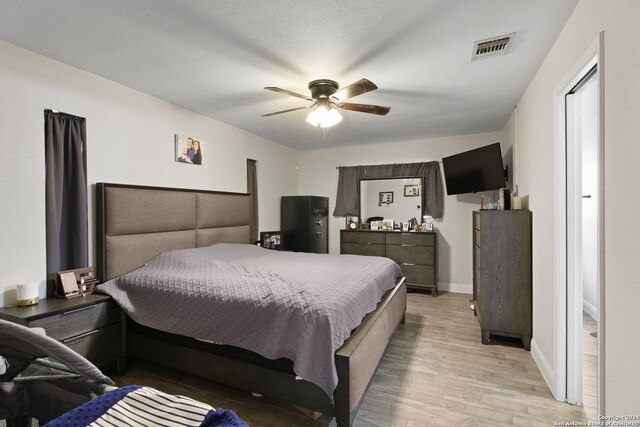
44, 385, 249, 427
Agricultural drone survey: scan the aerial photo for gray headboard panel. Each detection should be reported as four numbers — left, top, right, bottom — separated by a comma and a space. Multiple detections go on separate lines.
97, 183, 251, 281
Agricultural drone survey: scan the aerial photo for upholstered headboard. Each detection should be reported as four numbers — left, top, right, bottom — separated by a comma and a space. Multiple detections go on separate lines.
96, 183, 251, 281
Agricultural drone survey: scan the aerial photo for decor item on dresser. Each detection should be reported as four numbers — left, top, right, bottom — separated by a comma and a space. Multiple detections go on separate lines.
345, 216, 359, 230
341, 229, 438, 296
96, 183, 406, 427
174, 134, 203, 165
381, 219, 394, 230
498, 187, 511, 210
281, 195, 329, 253
472, 210, 532, 350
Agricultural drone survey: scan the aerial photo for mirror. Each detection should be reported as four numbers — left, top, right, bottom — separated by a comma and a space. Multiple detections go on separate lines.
360, 178, 422, 226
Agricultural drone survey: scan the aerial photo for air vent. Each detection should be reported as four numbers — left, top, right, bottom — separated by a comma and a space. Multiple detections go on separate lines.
471, 33, 516, 61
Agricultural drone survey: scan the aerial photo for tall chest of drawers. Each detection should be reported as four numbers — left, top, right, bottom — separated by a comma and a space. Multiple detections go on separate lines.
473, 210, 532, 350
340, 230, 438, 296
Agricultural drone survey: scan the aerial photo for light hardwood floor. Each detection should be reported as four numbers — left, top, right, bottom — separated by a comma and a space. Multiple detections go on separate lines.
111, 292, 597, 426
583, 312, 597, 414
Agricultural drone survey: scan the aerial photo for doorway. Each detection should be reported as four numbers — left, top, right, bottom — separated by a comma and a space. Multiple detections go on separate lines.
554, 32, 605, 416
565, 62, 598, 408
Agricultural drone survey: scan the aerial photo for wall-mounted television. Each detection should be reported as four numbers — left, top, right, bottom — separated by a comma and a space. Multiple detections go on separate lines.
442, 143, 506, 195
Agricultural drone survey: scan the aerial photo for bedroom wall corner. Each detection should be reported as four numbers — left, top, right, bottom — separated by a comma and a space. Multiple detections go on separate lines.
0, 40, 299, 306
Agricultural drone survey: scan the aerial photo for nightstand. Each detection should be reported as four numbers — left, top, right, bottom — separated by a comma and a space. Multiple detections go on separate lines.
0, 294, 124, 370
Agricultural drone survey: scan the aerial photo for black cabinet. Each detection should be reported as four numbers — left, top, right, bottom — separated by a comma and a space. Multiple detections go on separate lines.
281, 196, 328, 253
473, 210, 532, 350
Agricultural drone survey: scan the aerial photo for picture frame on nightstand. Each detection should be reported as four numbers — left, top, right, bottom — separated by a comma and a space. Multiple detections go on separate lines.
260, 231, 282, 250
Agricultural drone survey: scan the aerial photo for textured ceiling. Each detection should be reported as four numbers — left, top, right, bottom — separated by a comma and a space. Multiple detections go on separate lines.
0, 0, 578, 150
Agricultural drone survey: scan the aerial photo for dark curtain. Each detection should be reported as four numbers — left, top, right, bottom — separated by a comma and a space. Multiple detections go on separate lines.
333, 161, 444, 219
333, 166, 360, 218
247, 159, 258, 242
45, 110, 88, 297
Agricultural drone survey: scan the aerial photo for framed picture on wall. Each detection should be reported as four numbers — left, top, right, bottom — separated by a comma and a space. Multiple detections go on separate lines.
175, 134, 203, 165
378, 191, 393, 206
404, 184, 420, 197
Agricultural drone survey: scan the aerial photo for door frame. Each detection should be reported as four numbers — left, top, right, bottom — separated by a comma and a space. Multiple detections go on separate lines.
553, 33, 605, 412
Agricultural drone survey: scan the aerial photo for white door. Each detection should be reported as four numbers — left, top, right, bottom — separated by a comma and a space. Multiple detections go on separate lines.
565, 64, 598, 406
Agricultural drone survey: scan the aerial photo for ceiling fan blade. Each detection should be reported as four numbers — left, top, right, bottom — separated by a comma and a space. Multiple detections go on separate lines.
332, 78, 378, 102
338, 102, 390, 115
261, 105, 312, 117
264, 86, 313, 101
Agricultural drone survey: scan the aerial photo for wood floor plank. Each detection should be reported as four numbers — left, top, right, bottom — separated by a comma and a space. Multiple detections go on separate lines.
110, 292, 597, 425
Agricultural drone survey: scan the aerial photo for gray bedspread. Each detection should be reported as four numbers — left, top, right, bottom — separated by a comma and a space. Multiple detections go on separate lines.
99, 243, 402, 398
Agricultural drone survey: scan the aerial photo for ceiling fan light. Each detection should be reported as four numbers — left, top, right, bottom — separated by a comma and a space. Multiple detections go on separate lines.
305, 109, 320, 127
323, 108, 343, 128
305, 105, 342, 128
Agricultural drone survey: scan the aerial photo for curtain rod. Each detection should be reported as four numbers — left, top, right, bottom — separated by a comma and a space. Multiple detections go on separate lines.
335, 161, 443, 169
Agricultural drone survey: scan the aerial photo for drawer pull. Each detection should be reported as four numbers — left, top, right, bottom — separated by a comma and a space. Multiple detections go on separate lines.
61, 305, 97, 316
63, 329, 99, 344
401, 244, 417, 247
401, 263, 417, 266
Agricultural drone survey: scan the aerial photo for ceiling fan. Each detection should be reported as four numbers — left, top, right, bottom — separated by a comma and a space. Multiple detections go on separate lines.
262, 78, 390, 128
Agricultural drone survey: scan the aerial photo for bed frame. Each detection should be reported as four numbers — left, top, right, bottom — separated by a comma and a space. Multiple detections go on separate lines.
96, 182, 406, 426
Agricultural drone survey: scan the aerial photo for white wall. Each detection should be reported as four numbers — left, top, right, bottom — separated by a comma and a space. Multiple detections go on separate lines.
0, 40, 299, 306
298, 132, 506, 294
503, 0, 640, 412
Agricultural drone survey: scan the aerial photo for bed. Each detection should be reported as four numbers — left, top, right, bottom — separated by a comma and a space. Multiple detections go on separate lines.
95, 182, 407, 426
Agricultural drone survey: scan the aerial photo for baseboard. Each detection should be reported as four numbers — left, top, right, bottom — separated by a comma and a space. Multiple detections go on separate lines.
530, 338, 561, 400
438, 282, 472, 294
583, 300, 598, 321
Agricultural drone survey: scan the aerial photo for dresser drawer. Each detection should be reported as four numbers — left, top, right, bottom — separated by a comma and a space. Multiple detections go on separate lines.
473, 212, 479, 229
341, 242, 386, 257
30, 301, 120, 341
341, 231, 385, 244
385, 232, 434, 246
64, 323, 121, 366
474, 229, 480, 245
398, 264, 435, 286
386, 244, 434, 265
